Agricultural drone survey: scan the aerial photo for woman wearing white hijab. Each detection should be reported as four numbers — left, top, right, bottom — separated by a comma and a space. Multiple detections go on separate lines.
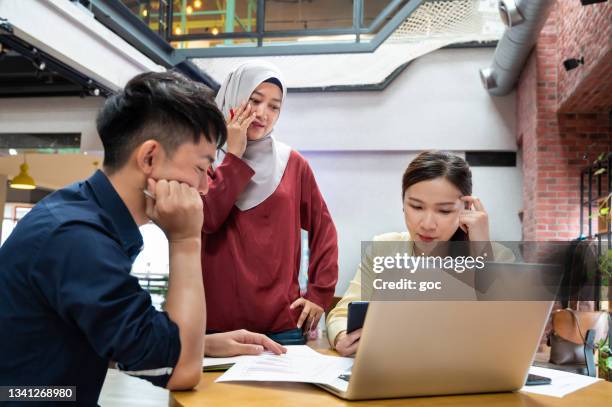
202, 61, 338, 345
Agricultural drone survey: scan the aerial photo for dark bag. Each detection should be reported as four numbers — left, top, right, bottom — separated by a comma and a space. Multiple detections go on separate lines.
549, 308, 610, 365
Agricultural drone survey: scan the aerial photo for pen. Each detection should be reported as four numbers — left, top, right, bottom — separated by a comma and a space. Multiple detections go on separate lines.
143, 189, 155, 200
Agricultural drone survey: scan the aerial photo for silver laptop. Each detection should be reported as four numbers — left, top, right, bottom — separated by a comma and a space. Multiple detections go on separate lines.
318, 299, 553, 400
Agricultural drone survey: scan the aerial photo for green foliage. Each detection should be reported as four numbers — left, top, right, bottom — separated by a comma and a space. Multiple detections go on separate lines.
600, 249, 612, 272
598, 249, 612, 286
598, 338, 611, 377
597, 192, 612, 221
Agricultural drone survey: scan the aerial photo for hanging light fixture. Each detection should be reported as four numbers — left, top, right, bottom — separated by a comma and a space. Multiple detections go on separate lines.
10, 155, 36, 190
194, 0, 202, 9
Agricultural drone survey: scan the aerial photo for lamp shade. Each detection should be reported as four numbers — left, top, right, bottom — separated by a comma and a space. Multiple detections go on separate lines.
10, 163, 36, 190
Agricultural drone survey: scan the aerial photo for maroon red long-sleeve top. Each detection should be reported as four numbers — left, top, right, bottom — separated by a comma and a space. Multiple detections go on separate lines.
201, 151, 338, 333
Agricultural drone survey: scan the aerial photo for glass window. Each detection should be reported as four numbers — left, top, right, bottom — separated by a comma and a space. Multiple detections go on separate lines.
264, 0, 354, 32
170, 0, 257, 38
171, 37, 257, 49
121, 0, 166, 36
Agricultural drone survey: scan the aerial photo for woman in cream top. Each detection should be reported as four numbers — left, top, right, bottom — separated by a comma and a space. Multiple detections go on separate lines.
326, 151, 515, 356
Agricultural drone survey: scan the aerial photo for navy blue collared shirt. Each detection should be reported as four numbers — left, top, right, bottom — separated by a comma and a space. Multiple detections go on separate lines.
0, 170, 181, 406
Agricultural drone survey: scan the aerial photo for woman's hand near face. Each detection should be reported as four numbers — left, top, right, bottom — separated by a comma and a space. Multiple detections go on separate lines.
226, 101, 256, 159
459, 196, 494, 258
334, 329, 362, 357
459, 196, 490, 242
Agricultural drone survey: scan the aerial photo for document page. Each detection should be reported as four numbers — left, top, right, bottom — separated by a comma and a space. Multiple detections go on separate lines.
520, 366, 602, 398
216, 345, 354, 389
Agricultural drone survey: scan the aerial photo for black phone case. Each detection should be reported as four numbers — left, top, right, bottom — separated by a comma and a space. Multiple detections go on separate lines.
347, 301, 369, 334
525, 374, 552, 386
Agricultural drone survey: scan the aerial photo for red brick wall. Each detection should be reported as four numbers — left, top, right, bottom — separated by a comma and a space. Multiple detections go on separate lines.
556, 0, 612, 112
517, 7, 560, 241
517, 2, 612, 242
515, 1, 611, 348
554, 112, 610, 237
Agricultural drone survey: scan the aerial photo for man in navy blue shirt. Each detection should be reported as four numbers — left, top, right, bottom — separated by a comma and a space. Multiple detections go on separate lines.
0, 71, 284, 406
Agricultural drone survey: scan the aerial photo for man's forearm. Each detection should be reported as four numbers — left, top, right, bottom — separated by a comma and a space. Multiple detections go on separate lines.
165, 238, 206, 388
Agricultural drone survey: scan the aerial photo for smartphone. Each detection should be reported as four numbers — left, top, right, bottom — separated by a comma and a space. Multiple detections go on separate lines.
346, 301, 369, 334
525, 373, 551, 386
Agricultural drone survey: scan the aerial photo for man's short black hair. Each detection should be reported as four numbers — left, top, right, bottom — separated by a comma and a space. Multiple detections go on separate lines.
96, 71, 227, 172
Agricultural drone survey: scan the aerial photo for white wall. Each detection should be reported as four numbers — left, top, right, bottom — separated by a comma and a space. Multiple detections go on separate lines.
0, 97, 105, 153
273, 48, 521, 294
275, 48, 516, 151
303, 151, 523, 295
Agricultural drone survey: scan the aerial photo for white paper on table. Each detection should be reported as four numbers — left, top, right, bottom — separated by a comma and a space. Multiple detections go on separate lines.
216, 345, 354, 390
205, 345, 321, 368
204, 346, 322, 368
520, 366, 602, 398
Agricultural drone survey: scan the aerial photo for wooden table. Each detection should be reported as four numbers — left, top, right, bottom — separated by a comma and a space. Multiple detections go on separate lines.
171, 339, 612, 407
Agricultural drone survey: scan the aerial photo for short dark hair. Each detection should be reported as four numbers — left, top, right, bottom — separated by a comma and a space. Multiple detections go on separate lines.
402, 151, 472, 241
96, 71, 227, 172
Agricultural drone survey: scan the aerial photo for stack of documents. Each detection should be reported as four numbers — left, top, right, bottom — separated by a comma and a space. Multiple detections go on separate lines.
213, 346, 354, 390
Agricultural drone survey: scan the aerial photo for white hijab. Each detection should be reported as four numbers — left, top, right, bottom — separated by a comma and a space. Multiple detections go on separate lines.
214, 60, 292, 211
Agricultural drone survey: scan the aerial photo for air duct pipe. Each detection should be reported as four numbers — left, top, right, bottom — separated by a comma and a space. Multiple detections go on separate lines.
480, 0, 555, 96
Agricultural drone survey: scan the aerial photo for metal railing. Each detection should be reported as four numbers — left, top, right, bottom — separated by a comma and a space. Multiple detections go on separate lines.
86, 0, 424, 58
